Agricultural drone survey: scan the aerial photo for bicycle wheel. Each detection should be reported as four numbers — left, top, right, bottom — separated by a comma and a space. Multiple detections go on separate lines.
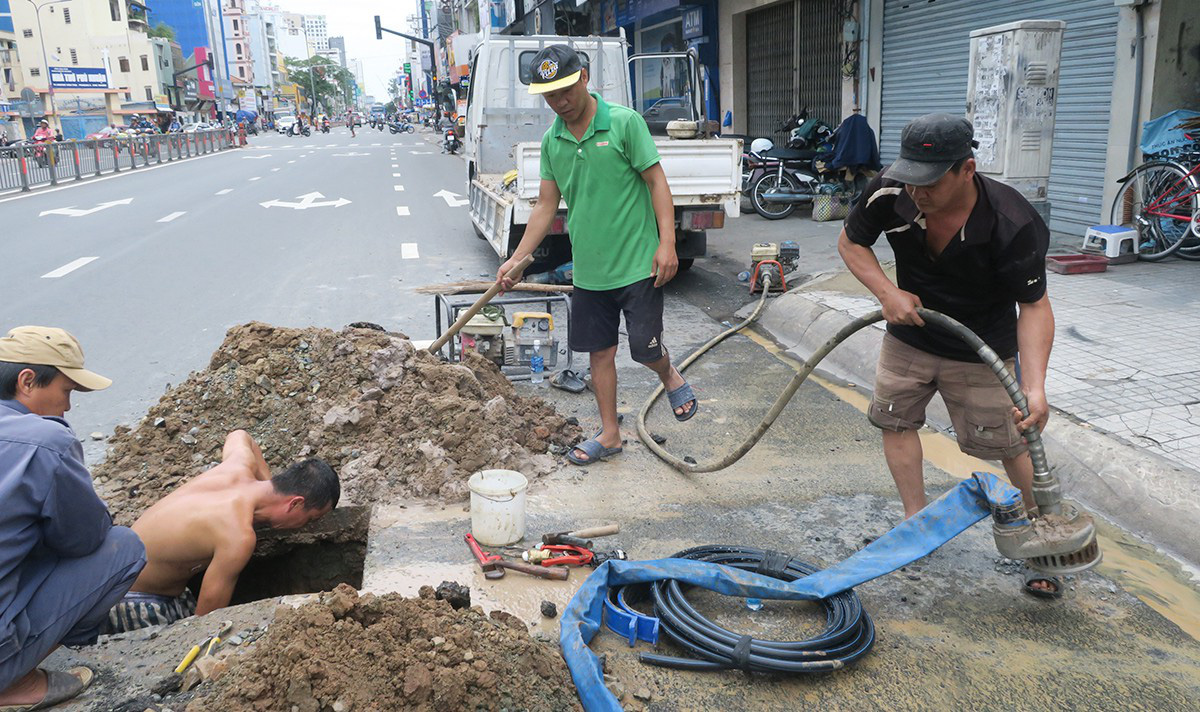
1109, 161, 1199, 261
751, 172, 799, 220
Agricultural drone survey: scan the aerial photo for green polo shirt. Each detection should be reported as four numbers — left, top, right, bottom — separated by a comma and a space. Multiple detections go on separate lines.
539, 94, 662, 291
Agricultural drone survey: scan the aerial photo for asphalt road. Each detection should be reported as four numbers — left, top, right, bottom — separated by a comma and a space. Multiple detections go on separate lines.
0, 126, 499, 457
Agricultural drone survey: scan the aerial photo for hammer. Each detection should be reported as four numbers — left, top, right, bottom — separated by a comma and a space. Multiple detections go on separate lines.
465, 533, 569, 581
542, 523, 620, 548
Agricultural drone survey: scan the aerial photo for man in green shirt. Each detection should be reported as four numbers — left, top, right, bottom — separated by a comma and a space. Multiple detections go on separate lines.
497, 44, 697, 465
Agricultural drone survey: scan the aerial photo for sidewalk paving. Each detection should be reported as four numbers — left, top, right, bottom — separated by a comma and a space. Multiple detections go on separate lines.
707, 209, 1200, 568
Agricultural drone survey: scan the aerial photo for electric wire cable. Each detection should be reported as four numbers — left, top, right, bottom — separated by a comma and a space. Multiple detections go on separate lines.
621, 545, 875, 672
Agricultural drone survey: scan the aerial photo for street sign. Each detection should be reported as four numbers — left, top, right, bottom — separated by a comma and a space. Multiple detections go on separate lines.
49, 67, 109, 90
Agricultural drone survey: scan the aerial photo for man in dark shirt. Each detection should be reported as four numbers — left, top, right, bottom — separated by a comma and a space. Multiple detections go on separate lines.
837, 114, 1056, 592
0, 327, 146, 709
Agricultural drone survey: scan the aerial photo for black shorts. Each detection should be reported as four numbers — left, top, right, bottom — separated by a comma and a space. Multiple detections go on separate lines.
569, 278, 665, 363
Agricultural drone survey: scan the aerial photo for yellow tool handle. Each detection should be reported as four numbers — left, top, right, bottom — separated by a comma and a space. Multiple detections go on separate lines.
174, 644, 201, 674
428, 254, 534, 354
203, 636, 221, 657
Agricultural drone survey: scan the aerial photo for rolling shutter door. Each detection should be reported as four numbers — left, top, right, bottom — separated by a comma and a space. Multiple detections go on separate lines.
880, 0, 1119, 235
746, 2, 795, 139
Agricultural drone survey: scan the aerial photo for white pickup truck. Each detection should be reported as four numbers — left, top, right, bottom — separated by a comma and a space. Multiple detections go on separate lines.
463, 35, 742, 272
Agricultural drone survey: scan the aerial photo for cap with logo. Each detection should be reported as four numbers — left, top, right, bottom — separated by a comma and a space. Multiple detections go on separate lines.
0, 326, 112, 391
527, 44, 584, 95
884, 113, 979, 187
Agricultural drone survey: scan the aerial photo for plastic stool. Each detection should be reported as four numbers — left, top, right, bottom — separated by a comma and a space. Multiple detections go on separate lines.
1082, 225, 1138, 263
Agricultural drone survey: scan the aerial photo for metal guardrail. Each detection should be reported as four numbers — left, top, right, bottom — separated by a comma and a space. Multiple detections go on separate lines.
0, 129, 237, 193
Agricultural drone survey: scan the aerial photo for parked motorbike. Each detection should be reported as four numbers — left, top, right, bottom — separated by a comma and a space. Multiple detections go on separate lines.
442, 128, 461, 155
744, 111, 859, 220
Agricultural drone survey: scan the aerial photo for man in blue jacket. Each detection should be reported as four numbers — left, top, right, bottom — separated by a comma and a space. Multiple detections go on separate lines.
0, 326, 145, 710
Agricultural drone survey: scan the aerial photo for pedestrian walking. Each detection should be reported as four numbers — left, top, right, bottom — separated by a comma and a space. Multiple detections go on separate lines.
495, 45, 697, 466
836, 113, 1058, 597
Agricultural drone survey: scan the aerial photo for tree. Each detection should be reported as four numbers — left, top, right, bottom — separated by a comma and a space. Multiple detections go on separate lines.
385, 100, 397, 114
148, 23, 177, 41
284, 56, 356, 116
386, 76, 402, 101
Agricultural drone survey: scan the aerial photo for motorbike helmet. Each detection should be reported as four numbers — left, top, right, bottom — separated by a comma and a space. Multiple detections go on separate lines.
750, 138, 774, 155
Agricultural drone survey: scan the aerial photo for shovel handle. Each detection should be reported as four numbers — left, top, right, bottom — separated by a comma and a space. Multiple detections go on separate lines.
570, 524, 619, 539
429, 255, 534, 355
498, 559, 570, 580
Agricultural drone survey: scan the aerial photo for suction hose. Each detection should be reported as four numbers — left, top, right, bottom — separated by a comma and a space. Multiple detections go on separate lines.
637, 280, 1049, 491
637, 279, 1101, 574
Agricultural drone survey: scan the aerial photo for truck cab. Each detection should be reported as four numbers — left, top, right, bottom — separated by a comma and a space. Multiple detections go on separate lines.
463, 34, 741, 272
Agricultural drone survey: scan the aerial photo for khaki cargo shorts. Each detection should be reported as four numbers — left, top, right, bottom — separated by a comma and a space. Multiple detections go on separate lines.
868, 333, 1027, 460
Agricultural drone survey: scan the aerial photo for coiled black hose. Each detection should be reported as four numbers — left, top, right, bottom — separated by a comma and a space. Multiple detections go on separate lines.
629, 545, 875, 673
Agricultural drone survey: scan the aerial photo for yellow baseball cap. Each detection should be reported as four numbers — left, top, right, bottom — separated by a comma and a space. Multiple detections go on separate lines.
0, 326, 112, 391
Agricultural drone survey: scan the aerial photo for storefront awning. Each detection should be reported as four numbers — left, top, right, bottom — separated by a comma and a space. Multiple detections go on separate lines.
117, 100, 173, 114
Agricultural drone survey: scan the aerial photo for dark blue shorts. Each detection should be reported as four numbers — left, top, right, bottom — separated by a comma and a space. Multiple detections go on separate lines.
569, 277, 665, 364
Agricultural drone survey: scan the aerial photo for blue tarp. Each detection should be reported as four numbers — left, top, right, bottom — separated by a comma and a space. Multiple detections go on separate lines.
559, 472, 1024, 712
1140, 110, 1200, 157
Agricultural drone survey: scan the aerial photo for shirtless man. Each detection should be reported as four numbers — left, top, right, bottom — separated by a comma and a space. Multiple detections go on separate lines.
102, 431, 339, 632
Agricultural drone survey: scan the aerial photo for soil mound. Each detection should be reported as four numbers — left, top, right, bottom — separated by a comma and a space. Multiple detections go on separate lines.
95, 322, 579, 523
194, 584, 582, 712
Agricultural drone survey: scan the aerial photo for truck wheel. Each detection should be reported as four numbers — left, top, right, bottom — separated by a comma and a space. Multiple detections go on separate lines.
473, 223, 487, 240
678, 258, 694, 271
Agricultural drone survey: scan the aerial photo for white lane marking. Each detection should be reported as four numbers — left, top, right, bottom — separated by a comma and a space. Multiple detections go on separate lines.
216, 188, 233, 195
326, 143, 336, 147
249, 177, 261, 181
271, 167, 280, 172
372, 143, 381, 146
41, 256, 98, 279
394, 185, 405, 191
396, 206, 410, 216
393, 173, 402, 177
401, 243, 419, 259
39, 198, 133, 217
260, 192, 351, 210
241, 154, 271, 160
410, 151, 432, 155
158, 211, 186, 223
434, 189, 469, 207
391, 164, 399, 168
288, 160, 295, 164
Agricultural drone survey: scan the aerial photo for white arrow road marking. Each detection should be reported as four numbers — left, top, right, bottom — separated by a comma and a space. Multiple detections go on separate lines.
394, 185, 405, 192
410, 150, 432, 155
158, 211, 186, 223
249, 177, 261, 181
41, 256, 98, 278
216, 188, 233, 195
401, 243, 419, 259
241, 154, 271, 159
396, 207, 410, 216
39, 198, 134, 217
260, 191, 352, 210
434, 189, 468, 207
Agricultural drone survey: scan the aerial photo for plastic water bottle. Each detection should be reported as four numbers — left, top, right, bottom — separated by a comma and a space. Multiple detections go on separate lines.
530, 340, 544, 384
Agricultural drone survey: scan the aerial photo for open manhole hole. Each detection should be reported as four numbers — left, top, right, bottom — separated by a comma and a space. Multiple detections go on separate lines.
187, 506, 370, 605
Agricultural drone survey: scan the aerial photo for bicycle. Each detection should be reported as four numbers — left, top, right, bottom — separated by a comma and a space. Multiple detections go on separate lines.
1109, 122, 1200, 261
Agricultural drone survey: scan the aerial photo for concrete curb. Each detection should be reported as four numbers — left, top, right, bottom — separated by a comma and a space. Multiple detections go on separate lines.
750, 289, 1200, 570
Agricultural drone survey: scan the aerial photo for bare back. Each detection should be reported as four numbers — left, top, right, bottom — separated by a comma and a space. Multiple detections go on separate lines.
130, 460, 259, 596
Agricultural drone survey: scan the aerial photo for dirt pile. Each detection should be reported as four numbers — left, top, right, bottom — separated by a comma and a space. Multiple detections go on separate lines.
192, 584, 582, 712
95, 322, 579, 523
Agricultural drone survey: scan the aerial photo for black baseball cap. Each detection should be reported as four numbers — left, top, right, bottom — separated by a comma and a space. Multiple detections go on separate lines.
884, 113, 978, 186
528, 45, 583, 95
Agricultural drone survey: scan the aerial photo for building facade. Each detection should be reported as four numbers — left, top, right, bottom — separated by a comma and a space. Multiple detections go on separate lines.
303, 14, 326, 52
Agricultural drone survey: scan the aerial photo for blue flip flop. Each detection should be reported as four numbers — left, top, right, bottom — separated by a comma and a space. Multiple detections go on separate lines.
666, 382, 699, 422
567, 434, 623, 466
